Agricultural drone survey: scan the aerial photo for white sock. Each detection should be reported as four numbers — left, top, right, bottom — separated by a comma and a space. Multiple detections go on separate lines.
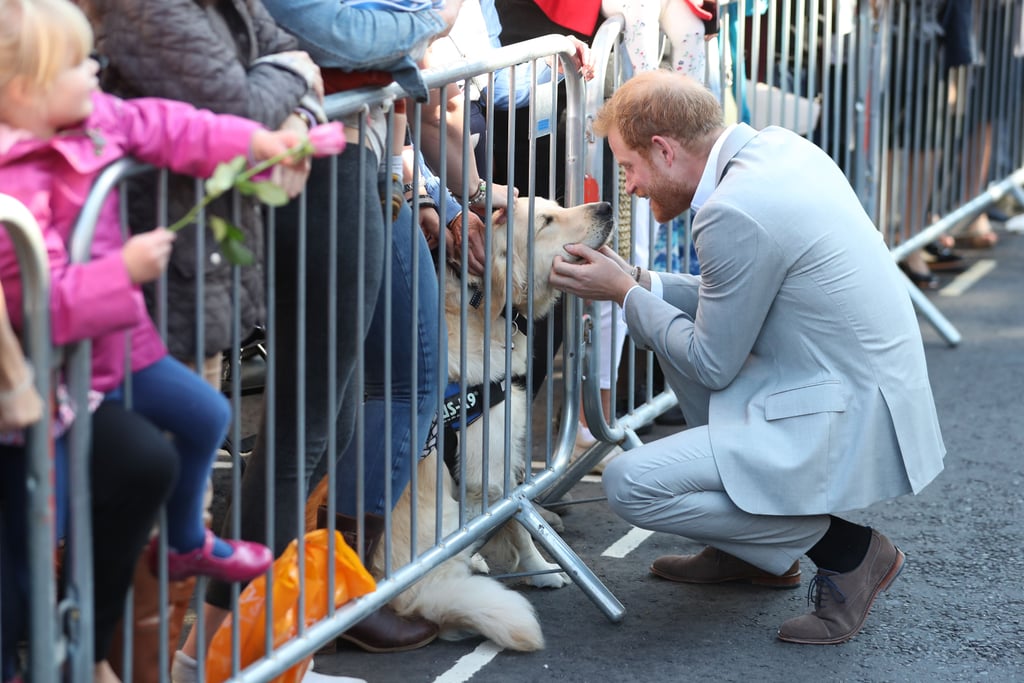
170, 651, 198, 683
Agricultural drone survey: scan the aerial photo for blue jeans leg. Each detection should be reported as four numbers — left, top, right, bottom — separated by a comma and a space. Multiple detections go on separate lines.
120, 356, 230, 551
335, 204, 440, 517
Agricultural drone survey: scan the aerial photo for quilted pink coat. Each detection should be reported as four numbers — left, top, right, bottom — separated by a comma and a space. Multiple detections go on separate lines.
0, 91, 263, 392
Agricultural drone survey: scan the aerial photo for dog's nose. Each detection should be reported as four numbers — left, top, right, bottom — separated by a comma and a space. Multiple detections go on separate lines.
593, 201, 612, 220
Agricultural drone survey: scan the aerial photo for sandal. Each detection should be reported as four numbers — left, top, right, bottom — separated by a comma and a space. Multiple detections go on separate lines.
953, 230, 999, 249
954, 215, 999, 249
922, 243, 968, 272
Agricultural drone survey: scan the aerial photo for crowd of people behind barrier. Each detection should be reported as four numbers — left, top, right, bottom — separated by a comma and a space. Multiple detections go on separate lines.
1, 0, 1021, 682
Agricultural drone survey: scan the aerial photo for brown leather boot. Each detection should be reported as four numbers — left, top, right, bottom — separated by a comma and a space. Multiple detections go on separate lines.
106, 555, 196, 683
316, 507, 438, 653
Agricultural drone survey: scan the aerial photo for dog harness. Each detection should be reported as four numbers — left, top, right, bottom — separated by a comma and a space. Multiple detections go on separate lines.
442, 376, 527, 485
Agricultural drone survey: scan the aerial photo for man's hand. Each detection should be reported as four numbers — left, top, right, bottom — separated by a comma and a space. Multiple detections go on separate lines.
550, 244, 638, 305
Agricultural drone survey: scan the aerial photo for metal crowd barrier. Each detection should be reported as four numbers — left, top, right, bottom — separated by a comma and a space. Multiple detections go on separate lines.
0, 195, 56, 683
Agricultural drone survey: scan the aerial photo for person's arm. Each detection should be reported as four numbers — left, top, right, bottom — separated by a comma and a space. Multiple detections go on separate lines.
0, 280, 43, 431
625, 203, 786, 390
416, 82, 515, 211
113, 95, 267, 179
260, 0, 448, 70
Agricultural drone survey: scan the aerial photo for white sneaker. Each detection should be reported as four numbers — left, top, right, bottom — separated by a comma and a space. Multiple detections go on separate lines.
170, 652, 197, 683
575, 424, 597, 451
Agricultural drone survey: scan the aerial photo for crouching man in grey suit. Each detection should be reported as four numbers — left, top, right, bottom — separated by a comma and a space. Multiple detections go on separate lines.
550, 70, 945, 644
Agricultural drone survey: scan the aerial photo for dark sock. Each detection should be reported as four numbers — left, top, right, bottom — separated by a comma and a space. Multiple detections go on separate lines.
806, 516, 873, 573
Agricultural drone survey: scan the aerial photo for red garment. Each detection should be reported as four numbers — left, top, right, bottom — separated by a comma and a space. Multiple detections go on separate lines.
534, 0, 712, 35
532, 0, 601, 35
321, 69, 407, 114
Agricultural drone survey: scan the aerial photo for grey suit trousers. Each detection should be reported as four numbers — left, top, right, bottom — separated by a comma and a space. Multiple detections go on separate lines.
602, 370, 830, 576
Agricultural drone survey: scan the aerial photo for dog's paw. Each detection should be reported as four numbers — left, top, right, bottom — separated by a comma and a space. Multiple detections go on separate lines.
526, 563, 572, 589
470, 553, 491, 574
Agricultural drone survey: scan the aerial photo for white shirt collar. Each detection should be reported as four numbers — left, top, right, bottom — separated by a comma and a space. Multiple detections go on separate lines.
690, 123, 737, 213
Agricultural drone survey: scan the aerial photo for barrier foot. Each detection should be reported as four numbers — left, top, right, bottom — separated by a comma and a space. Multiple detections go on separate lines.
515, 500, 626, 623
902, 274, 961, 347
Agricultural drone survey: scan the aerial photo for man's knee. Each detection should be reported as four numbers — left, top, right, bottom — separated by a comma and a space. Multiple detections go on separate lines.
602, 456, 649, 523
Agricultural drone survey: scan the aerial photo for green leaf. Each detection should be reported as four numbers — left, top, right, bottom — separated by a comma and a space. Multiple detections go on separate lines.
221, 238, 255, 266
209, 216, 254, 266
252, 181, 289, 207
209, 215, 230, 243
205, 156, 246, 197
234, 179, 259, 197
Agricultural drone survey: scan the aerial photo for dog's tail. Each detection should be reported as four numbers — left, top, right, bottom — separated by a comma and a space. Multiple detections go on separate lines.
402, 574, 544, 651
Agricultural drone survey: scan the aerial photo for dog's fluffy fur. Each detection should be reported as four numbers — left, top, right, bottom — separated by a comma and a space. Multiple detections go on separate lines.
375, 197, 613, 651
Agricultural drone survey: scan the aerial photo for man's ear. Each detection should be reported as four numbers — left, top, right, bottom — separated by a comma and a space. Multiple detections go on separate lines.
650, 135, 676, 166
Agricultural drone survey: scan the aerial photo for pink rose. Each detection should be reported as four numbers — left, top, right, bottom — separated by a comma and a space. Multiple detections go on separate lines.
308, 122, 346, 157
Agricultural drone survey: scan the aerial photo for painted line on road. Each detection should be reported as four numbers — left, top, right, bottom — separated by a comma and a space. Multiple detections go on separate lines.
433, 641, 503, 683
939, 259, 996, 296
602, 526, 654, 558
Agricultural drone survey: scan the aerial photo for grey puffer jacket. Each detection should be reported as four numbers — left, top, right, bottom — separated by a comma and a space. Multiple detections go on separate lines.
92, 0, 311, 360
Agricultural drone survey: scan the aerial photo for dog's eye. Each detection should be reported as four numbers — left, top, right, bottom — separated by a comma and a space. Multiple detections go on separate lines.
537, 215, 553, 230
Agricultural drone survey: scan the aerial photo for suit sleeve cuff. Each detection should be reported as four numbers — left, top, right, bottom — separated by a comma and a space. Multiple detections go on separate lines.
621, 271, 663, 319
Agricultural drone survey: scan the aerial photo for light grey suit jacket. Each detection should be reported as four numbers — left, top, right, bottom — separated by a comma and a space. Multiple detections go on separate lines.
624, 124, 945, 516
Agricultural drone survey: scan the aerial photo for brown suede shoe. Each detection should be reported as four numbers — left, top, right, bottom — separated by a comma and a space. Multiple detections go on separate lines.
650, 546, 801, 588
337, 607, 439, 653
777, 529, 905, 644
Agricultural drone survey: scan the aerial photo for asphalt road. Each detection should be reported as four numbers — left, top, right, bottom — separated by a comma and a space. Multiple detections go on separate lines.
217, 221, 1024, 683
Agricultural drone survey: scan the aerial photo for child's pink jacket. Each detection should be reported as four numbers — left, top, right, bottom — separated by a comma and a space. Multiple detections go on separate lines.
0, 92, 263, 392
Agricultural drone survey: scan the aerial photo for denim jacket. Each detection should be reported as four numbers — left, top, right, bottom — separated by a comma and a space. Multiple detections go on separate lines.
260, 0, 446, 99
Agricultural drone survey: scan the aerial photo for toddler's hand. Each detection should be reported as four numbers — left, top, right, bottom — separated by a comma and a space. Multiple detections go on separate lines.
123, 228, 176, 284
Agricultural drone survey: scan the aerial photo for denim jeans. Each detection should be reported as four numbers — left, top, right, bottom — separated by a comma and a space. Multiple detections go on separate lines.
333, 200, 441, 518
206, 144, 385, 610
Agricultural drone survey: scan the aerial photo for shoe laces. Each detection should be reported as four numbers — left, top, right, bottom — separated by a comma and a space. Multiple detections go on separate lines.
807, 570, 846, 609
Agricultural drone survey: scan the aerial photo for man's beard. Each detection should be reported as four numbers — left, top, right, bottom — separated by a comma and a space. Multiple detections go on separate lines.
646, 169, 692, 224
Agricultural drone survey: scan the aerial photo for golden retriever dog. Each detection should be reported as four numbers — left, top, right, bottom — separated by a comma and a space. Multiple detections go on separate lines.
375, 197, 614, 651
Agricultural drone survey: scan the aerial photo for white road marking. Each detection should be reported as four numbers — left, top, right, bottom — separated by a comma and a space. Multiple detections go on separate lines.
602, 526, 654, 558
939, 259, 996, 297
433, 641, 503, 683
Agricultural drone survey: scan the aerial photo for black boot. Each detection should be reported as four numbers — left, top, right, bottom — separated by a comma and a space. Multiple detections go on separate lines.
316, 507, 439, 653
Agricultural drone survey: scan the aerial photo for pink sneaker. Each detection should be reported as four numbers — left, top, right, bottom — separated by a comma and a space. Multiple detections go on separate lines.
146, 530, 273, 583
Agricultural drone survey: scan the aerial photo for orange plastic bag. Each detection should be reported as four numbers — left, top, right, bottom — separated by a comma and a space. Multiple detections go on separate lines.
205, 529, 376, 683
